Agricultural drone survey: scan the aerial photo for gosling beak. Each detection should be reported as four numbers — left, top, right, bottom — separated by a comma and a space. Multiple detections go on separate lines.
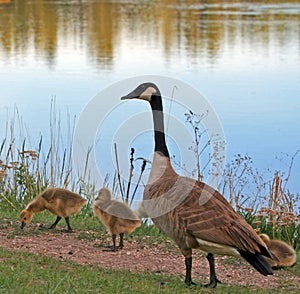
21, 222, 26, 230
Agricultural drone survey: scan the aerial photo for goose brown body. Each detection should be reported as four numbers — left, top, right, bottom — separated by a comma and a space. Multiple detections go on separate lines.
19, 188, 87, 231
260, 234, 296, 269
121, 82, 274, 287
93, 187, 141, 250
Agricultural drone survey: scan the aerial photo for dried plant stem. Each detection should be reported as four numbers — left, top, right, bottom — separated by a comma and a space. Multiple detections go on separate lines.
0, 193, 18, 210
130, 158, 147, 206
114, 143, 124, 202
125, 148, 135, 204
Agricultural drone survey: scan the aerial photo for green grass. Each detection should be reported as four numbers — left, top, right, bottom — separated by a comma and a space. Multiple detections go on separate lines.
2, 246, 298, 294
0, 246, 172, 294
1, 211, 300, 293
1, 105, 299, 292
1, 246, 299, 294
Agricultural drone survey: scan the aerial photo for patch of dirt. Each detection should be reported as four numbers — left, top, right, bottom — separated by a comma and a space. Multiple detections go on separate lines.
0, 223, 299, 290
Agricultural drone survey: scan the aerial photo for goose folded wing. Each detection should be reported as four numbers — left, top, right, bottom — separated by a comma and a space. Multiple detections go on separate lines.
174, 179, 269, 255
179, 195, 268, 255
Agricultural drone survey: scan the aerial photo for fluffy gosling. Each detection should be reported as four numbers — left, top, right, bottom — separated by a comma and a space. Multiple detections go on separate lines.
259, 234, 297, 269
20, 188, 87, 231
93, 187, 141, 251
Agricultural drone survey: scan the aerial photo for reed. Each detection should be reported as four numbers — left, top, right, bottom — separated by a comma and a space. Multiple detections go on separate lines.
181, 110, 300, 250
1, 104, 299, 249
252, 170, 299, 250
214, 150, 299, 250
112, 144, 148, 208
0, 100, 94, 213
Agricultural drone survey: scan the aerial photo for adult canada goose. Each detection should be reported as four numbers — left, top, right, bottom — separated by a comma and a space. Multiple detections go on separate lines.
121, 82, 274, 287
20, 188, 87, 231
259, 234, 296, 269
93, 187, 141, 251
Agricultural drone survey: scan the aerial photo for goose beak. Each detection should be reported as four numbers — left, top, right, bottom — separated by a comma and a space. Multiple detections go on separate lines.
21, 222, 26, 230
121, 83, 154, 101
121, 92, 138, 100
121, 92, 149, 101
121, 85, 142, 100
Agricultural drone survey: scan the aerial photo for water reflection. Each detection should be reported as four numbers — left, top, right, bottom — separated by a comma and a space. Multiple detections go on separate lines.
0, 0, 299, 194
0, 0, 299, 69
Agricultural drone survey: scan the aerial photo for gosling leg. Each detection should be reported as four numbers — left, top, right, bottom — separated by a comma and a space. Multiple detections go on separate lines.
49, 216, 61, 229
119, 233, 124, 249
103, 234, 118, 251
64, 216, 73, 232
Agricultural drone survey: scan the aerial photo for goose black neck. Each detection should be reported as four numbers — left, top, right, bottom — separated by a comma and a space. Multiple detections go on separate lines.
149, 95, 170, 158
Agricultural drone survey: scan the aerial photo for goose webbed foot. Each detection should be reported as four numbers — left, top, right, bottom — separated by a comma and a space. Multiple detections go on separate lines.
203, 277, 221, 288
102, 245, 118, 252
185, 280, 197, 286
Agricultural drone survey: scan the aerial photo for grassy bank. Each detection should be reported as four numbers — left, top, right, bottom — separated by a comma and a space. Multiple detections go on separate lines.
1, 209, 300, 294
0, 104, 299, 292
0, 246, 286, 294
1, 107, 299, 249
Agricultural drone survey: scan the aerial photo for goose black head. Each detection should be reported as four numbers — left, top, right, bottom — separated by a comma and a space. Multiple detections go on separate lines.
121, 82, 168, 156
121, 82, 160, 102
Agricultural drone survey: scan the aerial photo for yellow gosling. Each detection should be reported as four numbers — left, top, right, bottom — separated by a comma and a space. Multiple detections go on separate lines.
93, 187, 141, 251
260, 234, 297, 269
135, 201, 149, 219
20, 188, 87, 231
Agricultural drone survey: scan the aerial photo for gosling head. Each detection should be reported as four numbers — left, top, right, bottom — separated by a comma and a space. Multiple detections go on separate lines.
96, 187, 112, 203
259, 234, 271, 244
121, 82, 160, 102
19, 209, 33, 229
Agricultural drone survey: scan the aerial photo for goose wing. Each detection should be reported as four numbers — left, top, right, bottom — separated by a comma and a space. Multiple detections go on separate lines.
145, 175, 270, 256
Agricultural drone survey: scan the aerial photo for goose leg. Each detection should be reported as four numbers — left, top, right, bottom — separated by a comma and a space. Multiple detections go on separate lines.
49, 216, 61, 229
204, 253, 221, 288
64, 216, 73, 232
184, 257, 196, 286
119, 233, 124, 249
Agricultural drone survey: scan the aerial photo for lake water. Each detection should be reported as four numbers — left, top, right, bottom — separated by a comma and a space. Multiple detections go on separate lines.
0, 0, 300, 196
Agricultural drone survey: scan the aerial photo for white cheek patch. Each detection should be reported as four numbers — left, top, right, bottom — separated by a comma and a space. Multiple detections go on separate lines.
140, 86, 157, 101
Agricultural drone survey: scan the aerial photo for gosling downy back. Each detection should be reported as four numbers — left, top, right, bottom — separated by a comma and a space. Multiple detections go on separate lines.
20, 188, 87, 231
94, 187, 141, 222
93, 187, 141, 250
135, 201, 149, 219
260, 234, 297, 269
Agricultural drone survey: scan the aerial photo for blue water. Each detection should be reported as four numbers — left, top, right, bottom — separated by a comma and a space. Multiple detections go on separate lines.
0, 0, 299, 197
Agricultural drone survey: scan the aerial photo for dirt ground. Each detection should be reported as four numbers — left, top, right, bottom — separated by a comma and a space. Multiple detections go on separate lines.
0, 222, 299, 291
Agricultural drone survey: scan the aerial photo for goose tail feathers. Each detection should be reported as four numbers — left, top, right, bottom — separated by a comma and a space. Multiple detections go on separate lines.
238, 250, 273, 276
